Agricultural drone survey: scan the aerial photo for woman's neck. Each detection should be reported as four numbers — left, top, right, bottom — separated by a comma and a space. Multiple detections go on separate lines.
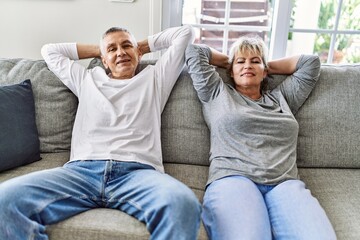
236, 86, 262, 100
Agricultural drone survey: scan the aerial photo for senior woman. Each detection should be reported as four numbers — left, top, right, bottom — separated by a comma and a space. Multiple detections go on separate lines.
185, 35, 336, 240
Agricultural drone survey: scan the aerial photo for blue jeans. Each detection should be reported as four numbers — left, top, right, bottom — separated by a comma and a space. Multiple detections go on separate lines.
0, 160, 201, 240
202, 175, 336, 240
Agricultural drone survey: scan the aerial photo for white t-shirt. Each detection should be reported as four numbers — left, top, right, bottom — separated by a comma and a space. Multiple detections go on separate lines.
41, 25, 194, 172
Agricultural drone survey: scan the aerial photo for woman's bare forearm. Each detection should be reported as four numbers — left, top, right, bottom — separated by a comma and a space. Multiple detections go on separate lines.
267, 55, 301, 75
209, 47, 230, 69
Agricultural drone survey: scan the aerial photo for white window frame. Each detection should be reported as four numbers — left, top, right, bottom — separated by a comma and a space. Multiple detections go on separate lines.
288, 0, 360, 63
162, 0, 288, 60
162, 0, 360, 63
268, 0, 292, 60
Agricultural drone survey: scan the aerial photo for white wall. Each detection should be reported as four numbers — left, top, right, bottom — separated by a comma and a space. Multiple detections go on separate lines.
0, 0, 162, 60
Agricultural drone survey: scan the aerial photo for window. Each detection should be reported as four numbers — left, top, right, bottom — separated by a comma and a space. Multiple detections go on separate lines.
162, 0, 360, 63
288, 0, 360, 63
180, 0, 273, 54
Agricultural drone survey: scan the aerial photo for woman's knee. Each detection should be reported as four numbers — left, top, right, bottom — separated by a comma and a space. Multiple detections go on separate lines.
267, 180, 336, 240
202, 176, 272, 240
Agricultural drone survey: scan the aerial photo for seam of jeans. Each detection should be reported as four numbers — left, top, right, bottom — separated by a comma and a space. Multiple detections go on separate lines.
101, 160, 112, 202
77, 195, 101, 202
29, 194, 72, 218
109, 197, 144, 212
29, 231, 35, 240
202, 191, 218, 239
28, 214, 46, 240
109, 197, 149, 229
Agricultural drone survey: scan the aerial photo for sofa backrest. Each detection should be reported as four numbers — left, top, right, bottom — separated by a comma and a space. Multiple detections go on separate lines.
90, 58, 360, 169
166, 63, 360, 169
295, 64, 360, 168
0, 58, 78, 153
161, 67, 210, 166
2, 57, 358, 169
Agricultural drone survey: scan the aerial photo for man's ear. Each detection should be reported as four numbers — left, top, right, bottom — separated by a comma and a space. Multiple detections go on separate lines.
137, 47, 143, 61
101, 56, 109, 69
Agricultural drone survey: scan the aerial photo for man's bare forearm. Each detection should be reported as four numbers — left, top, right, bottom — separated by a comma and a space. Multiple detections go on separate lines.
137, 39, 150, 56
76, 44, 101, 59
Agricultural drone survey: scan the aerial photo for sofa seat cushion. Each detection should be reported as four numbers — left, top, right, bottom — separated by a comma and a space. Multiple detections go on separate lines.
0, 152, 69, 183
47, 207, 209, 240
47, 209, 149, 240
0, 158, 209, 239
39, 162, 207, 240
298, 168, 360, 240
0, 80, 40, 172
164, 163, 208, 201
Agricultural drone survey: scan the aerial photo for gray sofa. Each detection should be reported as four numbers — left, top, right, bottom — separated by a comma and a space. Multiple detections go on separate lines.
0, 57, 359, 240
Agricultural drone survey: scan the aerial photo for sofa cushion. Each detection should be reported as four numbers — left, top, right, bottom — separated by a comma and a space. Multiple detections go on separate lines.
46, 206, 208, 240
161, 68, 210, 166
0, 80, 41, 172
47, 209, 150, 240
88, 58, 360, 169
0, 58, 78, 153
295, 64, 360, 168
164, 163, 208, 201
165, 64, 360, 169
299, 168, 360, 239
0, 152, 70, 183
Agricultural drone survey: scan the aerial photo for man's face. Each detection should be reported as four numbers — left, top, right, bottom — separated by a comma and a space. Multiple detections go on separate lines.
101, 31, 141, 80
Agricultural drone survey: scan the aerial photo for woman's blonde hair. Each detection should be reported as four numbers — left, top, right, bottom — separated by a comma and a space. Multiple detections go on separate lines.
228, 34, 269, 69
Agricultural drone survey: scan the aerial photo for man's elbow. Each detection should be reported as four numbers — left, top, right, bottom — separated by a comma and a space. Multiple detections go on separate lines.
182, 25, 196, 45
40, 44, 49, 59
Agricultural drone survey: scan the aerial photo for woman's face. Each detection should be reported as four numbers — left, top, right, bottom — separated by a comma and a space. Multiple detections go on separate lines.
231, 50, 267, 91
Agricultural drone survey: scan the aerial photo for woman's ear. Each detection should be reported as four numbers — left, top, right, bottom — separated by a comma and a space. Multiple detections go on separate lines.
263, 68, 268, 78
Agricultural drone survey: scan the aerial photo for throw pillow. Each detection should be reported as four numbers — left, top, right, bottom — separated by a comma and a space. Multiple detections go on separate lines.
0, 79, 41, 172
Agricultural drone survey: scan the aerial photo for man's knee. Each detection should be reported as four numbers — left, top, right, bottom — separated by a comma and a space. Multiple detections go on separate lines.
0, 180, 23, 206
157, 180, 201, 216
0, 181, 24, 224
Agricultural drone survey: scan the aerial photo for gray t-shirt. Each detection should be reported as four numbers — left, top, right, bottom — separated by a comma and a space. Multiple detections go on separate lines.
185, 44, 320, 185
